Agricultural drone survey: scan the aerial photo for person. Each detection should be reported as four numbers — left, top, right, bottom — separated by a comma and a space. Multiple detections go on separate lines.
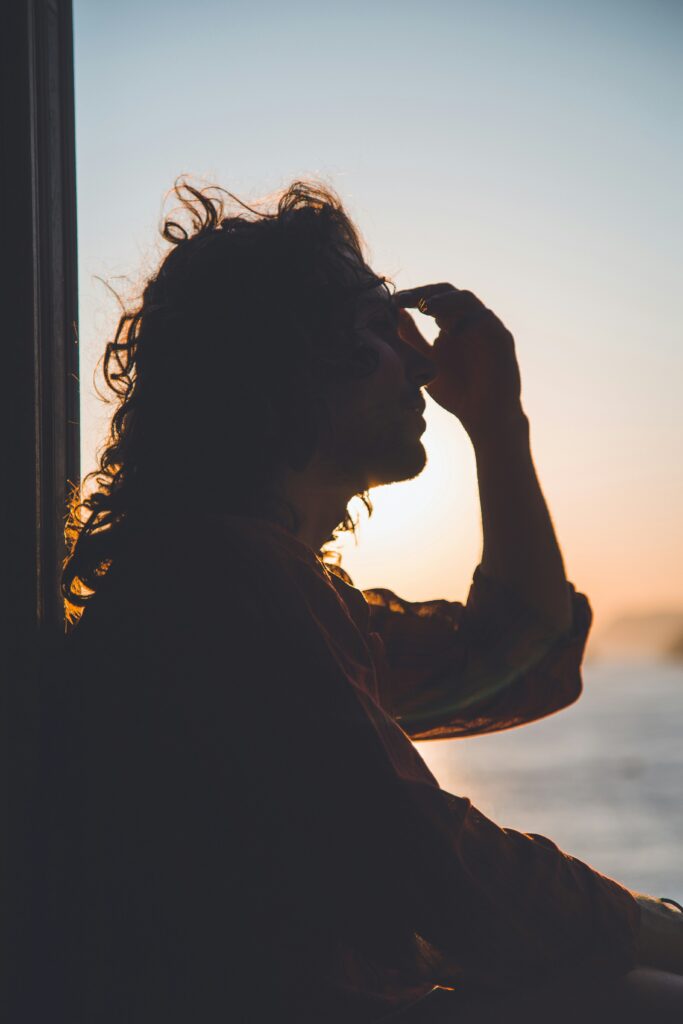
41, 179, 683, 1023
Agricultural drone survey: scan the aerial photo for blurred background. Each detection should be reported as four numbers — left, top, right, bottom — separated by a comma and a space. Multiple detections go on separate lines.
74, 0, 683, 895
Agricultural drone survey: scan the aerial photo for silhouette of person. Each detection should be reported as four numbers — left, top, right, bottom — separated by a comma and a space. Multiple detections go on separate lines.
39, 180, 683, 1023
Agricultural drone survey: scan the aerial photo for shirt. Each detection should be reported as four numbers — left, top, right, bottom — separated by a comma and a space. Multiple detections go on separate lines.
41, 513, 641, 1024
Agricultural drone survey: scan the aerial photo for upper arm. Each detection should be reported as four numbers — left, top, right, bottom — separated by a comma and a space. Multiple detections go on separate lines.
363, 565, 593, 740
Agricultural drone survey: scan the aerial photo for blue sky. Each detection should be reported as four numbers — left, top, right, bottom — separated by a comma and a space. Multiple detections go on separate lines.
73, 0, 683, 627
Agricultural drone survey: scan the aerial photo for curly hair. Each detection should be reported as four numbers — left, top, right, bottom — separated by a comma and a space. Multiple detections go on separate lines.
63, 178, 394, 624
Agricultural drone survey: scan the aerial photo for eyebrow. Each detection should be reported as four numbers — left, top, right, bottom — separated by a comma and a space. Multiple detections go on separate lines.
362, 294, 399, 326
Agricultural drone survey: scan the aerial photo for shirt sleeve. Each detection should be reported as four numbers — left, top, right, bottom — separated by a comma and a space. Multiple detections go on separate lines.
397, 784, 641, 994
361, 565, 593, 740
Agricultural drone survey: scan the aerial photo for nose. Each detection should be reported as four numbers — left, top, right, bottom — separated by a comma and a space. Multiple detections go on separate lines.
396, 307, 437, 385
405, 345, 438, 388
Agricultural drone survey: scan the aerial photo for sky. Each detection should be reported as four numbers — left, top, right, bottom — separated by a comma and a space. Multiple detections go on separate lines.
73, 0, 683, 636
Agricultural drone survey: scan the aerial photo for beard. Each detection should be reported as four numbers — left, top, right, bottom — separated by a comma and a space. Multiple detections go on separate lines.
325, 412, 428, 492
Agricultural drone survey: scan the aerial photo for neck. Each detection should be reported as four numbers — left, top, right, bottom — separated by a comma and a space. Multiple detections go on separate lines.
276, 462, 358, 553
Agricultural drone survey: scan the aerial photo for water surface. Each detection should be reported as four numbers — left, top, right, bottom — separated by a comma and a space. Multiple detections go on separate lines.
417, 659, 683, 898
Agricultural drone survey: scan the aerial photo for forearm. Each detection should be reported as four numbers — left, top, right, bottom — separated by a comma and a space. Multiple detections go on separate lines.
426, 794, 641, 987
470, 410, 573, 635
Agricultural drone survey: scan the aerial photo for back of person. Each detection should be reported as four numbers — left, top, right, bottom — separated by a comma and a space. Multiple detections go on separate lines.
36, 519, 437, 1023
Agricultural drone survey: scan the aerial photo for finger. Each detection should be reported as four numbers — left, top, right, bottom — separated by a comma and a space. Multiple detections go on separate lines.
417, 289, 487, 328
396, 308, 433, 357
420, 289, 483, 314
434, 307, 495, 333
393, 283, 459, 309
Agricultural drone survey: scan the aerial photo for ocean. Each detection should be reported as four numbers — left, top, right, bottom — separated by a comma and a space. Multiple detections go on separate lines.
416, 659, 683, 900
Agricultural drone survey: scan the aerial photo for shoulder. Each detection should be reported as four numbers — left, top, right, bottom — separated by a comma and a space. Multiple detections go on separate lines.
121, 513, 318, 586
75, 515, 310, 631
139, 513, 345, 623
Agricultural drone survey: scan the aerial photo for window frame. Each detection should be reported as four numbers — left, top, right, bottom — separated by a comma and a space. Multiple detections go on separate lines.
3, 1, 79, 1005
2, 0, 79, 654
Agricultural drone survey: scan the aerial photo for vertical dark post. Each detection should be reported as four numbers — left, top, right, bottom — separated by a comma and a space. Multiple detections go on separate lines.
1, 0, 79, 1008
2, 0, 79, 647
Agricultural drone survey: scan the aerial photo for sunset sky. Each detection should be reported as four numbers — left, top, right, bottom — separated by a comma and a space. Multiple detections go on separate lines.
74, 0, 683, 636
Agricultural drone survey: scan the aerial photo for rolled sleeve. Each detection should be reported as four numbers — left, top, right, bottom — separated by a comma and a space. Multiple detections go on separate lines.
364, 566, 593, 741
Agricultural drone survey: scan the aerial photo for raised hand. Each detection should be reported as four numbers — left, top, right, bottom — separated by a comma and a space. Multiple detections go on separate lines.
394, 284, 524, 442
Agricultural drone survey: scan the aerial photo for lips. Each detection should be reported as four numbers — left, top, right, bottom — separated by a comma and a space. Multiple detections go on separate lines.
405, 408, 426, 434
407, 400, 426, 416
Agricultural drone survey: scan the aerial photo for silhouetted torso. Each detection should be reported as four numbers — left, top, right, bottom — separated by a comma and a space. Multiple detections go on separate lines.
35, 515, 639, 1023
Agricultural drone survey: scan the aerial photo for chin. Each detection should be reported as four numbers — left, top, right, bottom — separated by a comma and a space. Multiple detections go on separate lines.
368, 438, 427, 488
